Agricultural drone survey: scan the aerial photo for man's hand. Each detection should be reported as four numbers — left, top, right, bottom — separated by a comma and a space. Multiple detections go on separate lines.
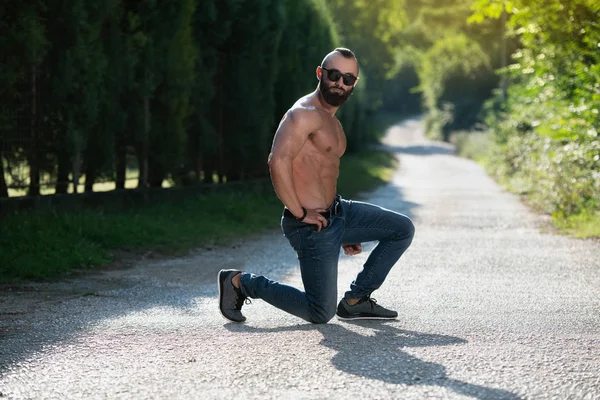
302, 208, 329, 232
342, 243, 362, 255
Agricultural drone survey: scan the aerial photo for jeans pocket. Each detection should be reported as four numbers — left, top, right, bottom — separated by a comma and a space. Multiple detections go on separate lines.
284, 230, 303, 259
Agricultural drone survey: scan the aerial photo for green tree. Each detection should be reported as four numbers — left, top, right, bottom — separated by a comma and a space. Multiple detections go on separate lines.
274, 0, 339, 124
472, 0, 600, 218
183, 0, 241, 185
419, 34, 490, 140
37, 0, 110, 194
0, 1, 48, 197
145, 0, 197, 187
83, 0, 125, 192
326, 0, 407, 107
212, 0, 285, 181
391, 0, 506, 137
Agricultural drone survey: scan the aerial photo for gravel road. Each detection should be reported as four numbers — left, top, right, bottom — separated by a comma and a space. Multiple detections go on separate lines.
1, 117, 599, 399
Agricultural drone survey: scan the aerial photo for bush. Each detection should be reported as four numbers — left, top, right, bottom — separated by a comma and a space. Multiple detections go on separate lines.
450, 130, 494, 163
487, 131, 600, 217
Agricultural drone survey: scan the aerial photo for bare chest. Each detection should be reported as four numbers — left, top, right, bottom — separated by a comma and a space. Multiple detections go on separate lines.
308, 118, 346, 157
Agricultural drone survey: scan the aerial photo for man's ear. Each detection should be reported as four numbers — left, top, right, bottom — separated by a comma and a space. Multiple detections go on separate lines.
353, 77, 360, 87
316, 66, 322, 80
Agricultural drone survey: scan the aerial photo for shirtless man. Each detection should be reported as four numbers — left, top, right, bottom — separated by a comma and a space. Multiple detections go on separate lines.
218, 48, 415, 323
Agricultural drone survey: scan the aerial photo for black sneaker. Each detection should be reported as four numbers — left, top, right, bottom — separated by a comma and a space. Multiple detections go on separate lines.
217, 269, 249, 323
336, 296, 398, 320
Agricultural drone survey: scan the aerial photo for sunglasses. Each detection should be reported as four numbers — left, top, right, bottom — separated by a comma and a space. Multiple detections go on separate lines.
321, 67, 358, 86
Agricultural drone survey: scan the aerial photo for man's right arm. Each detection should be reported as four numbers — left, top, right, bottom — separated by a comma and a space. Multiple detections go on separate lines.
267, 109, 318, 219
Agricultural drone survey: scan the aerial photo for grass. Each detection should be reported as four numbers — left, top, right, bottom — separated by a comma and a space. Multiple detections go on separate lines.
338, 149, 397, 195
0, 148, 398, 283
554, 211, 600, 239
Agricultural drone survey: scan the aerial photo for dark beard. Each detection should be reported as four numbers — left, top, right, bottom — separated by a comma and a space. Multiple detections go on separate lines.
319, 77, 353, 107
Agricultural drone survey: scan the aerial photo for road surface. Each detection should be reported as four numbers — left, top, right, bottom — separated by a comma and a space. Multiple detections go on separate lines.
1, 117, 599, 399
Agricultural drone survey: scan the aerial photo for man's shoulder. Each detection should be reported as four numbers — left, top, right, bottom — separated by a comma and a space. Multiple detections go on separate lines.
287, 104, 321, 117
290, 93, 326, 115
284, 104, 326, 127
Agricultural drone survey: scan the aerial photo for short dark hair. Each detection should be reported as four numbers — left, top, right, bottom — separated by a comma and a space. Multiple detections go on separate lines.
333, 48, 358, 74
334, 47, 356, 60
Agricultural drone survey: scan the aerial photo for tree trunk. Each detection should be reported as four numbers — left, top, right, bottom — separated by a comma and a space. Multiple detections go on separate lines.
142, 96, 150, 188
217, 53, 224, 182
228, 169, 242, 182
115, 132, 126, 190
84, 158, 96, 193
202, 156, 215, 183
148, 164, 164, 188
27, 66, 40, 196
195, 153, 202, 183
136, 150, 145, 188
72, 151, 81, 194
0, 153, 8, 197
138, 96, 150, 189
55, 151, 70, 194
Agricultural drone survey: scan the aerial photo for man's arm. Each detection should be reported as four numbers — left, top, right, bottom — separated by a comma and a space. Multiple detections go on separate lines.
268, 108, 329, 230
268, 109, 318, 218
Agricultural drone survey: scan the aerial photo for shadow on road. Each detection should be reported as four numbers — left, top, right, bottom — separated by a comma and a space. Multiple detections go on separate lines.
386, 144, 455, 156
0, 117, 428, 377
225, 321, 521, 400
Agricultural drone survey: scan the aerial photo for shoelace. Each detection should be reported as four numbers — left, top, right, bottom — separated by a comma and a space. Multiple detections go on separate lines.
362, 296, 379, 310
234, 294, 251, 310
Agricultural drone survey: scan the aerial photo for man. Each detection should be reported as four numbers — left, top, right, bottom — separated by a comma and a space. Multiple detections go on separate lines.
218, 48, 415, 324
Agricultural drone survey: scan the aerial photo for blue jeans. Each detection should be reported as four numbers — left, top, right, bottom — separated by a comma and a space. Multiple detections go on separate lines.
238, 195, 415, 324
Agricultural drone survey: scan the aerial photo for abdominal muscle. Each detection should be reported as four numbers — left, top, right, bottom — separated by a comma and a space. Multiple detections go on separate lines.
292, 145, 340, 210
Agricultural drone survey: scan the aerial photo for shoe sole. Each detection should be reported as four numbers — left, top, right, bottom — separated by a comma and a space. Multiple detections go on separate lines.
336, 314, 397, 321
217, 270, 245, 323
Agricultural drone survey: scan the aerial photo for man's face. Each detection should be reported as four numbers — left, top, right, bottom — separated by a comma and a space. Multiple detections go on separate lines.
318, 55, 358, 107
319, 73, 354, 107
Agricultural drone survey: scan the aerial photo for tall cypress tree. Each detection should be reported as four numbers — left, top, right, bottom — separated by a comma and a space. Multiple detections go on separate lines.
218, 0, 285, 181
129, 0, 196, 188
0, 1, 48, 197
38, 0, 109, 194
274, 0, 339, 124
83, 0, 126, 192
199, 0, 243, 183
178, 0, 232, 186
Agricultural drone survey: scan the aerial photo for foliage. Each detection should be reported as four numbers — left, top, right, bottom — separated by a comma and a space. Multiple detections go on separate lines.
326, 0, 406, 76
389, 0, 504, 136
324, 0, 414, 147
466, 0, 600, 236
1, 0, 381, 198
419, 34, 490, 140
0, 2, 50, 196
274, 0, 339, 123
326, 0, 407, 107
217, 0, 285, 181
471, 0, 600, 143
554, 210, 600, 239
450, 130, 494, 163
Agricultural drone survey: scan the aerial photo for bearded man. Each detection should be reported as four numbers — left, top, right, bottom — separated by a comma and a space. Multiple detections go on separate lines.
218, 48, 415, 324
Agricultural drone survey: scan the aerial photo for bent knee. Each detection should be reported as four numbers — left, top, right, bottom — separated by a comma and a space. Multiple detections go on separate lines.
391, 215, 415, 241
309, 314, 334, 324
308, 306, 336, 324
